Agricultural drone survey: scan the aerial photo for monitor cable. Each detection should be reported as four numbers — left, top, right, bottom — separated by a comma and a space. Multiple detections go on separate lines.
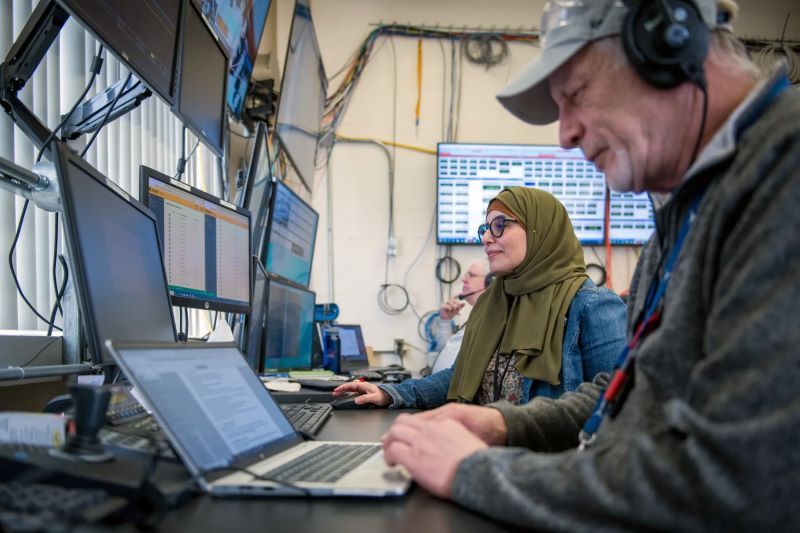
8, 201, 62, 330
174, 126, 200, 181
35, 44, 105, 163
11, 45, 106, 333
79, 72, 134, 158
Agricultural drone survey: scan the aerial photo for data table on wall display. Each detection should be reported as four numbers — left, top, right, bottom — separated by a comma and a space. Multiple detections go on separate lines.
437, 144, 607, 245
608, 191, 656, 245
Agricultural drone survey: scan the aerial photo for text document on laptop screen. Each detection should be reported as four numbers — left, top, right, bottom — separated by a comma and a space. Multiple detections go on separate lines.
118, 345, 297, 471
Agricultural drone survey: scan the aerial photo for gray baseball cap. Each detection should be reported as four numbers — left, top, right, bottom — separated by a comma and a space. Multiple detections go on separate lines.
497, 0, 720, 125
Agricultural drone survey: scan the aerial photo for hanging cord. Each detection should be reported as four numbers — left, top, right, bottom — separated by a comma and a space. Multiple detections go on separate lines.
175, 126, 201, 181
415, 38, 423, 127
80, 72, 135, 157
50, 213, 63, 319
46, 256, 69, 336
36, 44, 105, 163
8, 201, 62, 330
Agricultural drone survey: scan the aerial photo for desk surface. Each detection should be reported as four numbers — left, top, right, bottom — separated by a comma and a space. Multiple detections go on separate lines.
158, 409, 519, 533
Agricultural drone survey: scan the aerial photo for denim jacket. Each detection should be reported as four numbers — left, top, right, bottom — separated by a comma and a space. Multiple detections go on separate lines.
379, 279, 627, 408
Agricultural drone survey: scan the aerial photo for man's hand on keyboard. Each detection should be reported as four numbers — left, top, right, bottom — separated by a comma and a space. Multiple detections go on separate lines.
332, 382, 391, 407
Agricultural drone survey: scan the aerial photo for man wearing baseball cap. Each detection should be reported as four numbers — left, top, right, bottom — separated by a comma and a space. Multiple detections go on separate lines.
382, 0, 800, 529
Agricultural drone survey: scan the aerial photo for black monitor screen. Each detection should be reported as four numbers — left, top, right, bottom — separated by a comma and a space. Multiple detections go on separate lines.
140, 166, 252, 314
274, 0, 326, 191
241, 259, 268, 371
243, 123, 272, 257
197, 0, 272, 118
261, 277, 314, 370
60, 0, 181, 104
437, 143, 606, 245
262, 180, 318, 288
177, 0, 228, 156
53, 143, 176, 365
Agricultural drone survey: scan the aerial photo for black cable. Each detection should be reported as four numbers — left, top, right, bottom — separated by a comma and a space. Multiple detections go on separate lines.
15, 336, 61, 368
46, 256, 68, 336
586, 262, 607, 287
79, 72, 134, 158
51, 213, 63, 318
36, 45, 105, 163
435, 255, 461, 284
8, 200, 62, 330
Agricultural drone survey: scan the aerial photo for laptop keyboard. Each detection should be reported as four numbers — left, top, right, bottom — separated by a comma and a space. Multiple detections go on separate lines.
264, 443, 380, 483
280, 403, 333, 435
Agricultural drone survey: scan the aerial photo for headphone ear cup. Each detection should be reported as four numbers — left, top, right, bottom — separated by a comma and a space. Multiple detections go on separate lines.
484, 273, 495, 288
622, 0, 709, 88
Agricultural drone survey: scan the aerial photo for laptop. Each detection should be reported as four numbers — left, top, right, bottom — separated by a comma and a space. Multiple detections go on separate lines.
106, 340, 411, 497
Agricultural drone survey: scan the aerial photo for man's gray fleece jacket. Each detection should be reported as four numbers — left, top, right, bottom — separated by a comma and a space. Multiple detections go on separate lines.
451, 71, 800, 531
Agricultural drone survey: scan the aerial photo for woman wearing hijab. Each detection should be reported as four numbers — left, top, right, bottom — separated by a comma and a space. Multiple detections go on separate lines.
333, 187, 626, 407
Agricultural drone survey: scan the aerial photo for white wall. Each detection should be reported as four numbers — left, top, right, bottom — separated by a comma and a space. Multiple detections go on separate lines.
268, 0, 798, 372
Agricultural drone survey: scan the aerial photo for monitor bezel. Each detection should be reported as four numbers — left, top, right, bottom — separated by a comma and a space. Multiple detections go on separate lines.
273, 0, 327, 192
335, 324, 369, 372
56, 0, 182, 106
241, 122, 273, 257
260, 275, 316, 371
53, 142, 177, 366
173, 0, 230, 158
435, 141, 607, 246
139, 165, 253, 314
261, 178, 319, 289
192, 0, 273, 119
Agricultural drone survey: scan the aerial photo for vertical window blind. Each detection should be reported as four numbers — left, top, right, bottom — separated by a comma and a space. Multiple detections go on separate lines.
1, 0, 221, 336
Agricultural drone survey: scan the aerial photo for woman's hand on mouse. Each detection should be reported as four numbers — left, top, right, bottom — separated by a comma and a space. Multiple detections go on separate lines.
332, 381, 392, 407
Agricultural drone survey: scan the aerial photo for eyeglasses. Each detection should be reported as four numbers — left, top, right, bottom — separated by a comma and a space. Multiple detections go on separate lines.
477, 216, 519, 242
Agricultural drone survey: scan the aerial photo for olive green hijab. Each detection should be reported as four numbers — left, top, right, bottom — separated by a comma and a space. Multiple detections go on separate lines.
447, 187, 588, 403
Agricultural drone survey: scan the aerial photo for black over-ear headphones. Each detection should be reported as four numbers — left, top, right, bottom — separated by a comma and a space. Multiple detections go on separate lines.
622, 0, 709, 89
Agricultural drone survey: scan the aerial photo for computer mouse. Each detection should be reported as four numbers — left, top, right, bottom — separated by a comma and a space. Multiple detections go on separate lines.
329, 394, 374, 410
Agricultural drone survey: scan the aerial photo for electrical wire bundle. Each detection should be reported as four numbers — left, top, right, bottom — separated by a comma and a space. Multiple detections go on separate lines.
323, 24, 538, 136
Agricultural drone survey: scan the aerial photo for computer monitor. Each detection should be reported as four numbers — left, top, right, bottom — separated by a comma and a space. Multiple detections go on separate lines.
52, 142, 176, 365
175, 0, 229, 157
274, 0, 327, 192
239, 258, 268, 371
436, 143, 607, 245
262, 180, 318, 288
242, 122, 272, 256
261, 277, 315, 370
336, 324, 369, 373
609, 191, 656, 245
139, 166, 252, 314
196, 0, 272, 118
59, 0, 182, 104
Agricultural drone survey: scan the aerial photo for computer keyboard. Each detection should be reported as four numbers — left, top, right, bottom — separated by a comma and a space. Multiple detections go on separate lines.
0, 481, 127, 528
280, 403, 333, 435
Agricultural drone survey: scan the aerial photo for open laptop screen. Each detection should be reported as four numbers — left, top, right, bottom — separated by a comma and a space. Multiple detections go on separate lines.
109, 343, 300, 472
337, 324, 368, 372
